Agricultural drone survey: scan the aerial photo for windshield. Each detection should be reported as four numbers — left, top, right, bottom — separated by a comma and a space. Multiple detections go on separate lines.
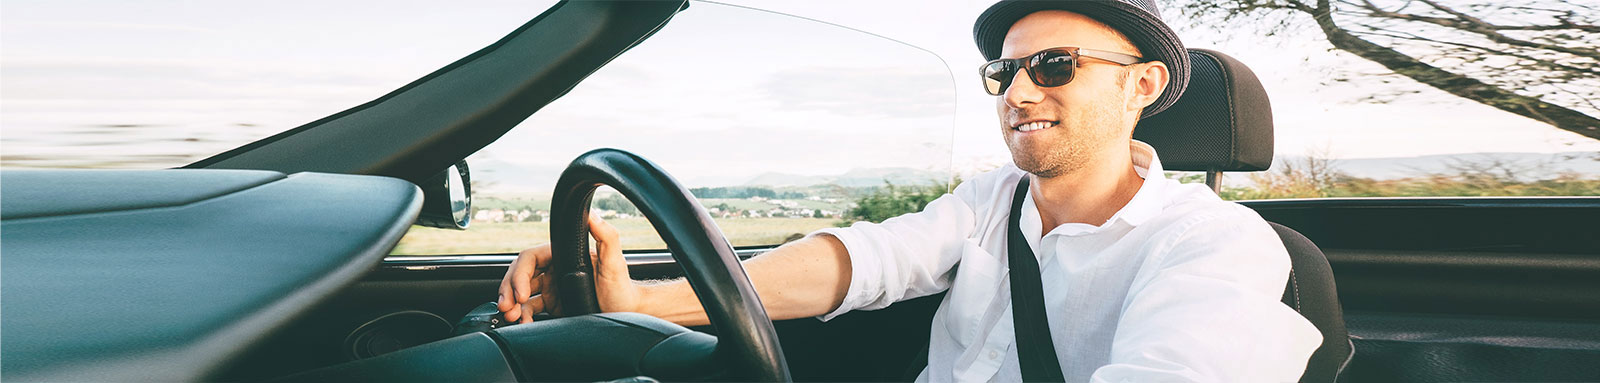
390, 1, 960, 254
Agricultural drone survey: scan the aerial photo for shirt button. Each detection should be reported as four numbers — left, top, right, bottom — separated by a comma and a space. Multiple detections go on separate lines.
988, 350, 999, 359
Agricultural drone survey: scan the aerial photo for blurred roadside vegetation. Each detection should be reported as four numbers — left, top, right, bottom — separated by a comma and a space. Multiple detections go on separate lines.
1200, 154, 1600, 200
834, 153, 1598, 232
837, 178, 956, 225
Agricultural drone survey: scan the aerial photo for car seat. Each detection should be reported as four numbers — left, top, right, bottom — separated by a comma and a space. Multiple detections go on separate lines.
1134, 48, 1354, 383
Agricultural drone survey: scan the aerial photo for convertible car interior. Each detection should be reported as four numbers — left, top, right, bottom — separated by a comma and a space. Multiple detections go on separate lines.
2, 1, 1596, 382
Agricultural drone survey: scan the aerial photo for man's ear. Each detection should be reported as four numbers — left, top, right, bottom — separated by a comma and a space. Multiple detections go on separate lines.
1129, 61, 1170, 112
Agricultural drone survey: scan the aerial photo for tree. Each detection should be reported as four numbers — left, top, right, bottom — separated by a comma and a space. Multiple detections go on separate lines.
1239, 151, 1348, 199
1179, 0, 1599, 140
592, 194, 640, 216
839, 182, 946, 225
690, 186, 786, 199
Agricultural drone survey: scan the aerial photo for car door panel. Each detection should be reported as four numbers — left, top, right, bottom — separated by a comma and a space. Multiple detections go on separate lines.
1251, 197, 1600, 382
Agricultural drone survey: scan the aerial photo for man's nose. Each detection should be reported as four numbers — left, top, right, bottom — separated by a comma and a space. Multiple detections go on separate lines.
1003, 69, 1044, 107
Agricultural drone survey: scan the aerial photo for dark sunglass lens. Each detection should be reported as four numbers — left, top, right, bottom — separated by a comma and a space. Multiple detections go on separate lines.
982, 62, 1015, 95
1031, 52, 1075, 87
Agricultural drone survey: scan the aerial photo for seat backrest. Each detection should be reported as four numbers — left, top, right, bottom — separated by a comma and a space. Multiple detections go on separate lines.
1134, 49, 1351, 382
1134, 49, 1273, 174
1270, 222, 1355, 382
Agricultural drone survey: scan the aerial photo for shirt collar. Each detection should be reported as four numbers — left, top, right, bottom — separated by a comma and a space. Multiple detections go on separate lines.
1115, 139, 1167, 227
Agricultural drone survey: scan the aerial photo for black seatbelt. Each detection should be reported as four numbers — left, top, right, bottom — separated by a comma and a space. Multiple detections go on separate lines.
1008, 176, 1066, 382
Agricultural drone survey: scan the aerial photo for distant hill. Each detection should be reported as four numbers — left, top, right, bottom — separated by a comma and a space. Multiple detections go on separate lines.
742, 172, 830, 187
744, 167, 950, 187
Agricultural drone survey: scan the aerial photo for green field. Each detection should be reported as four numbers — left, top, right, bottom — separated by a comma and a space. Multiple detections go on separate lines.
391, 217, 839, 255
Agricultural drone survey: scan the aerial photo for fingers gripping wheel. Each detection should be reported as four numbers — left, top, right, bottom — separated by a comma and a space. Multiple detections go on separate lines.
548, 148, 791, 382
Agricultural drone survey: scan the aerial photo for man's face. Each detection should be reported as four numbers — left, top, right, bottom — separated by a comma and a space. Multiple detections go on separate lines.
996, 10, 1144, 178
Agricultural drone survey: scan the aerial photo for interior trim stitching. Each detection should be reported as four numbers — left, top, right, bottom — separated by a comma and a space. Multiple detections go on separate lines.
1290, 268, 1303, 312
1334, 338, 1355, 381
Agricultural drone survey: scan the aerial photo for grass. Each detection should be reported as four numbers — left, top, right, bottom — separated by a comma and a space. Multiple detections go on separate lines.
1218, 173, 1600, 200
391, 217, 838, 255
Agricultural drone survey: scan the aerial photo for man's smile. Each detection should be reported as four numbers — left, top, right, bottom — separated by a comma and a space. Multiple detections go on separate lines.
1011, 118, 1060, 133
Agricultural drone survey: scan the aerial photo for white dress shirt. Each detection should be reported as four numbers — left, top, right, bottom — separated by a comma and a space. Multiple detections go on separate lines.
813, 140, 1322, 382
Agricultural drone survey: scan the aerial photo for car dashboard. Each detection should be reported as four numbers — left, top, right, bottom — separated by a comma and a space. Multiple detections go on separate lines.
0, 169, 422, 381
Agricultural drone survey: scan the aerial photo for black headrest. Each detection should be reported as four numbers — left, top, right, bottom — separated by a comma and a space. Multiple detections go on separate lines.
1133, 49, 1273, 172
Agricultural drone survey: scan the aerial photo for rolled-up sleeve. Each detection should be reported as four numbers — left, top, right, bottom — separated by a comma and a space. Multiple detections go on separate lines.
1090, 207, 1323, 382
810, 191, 978, 321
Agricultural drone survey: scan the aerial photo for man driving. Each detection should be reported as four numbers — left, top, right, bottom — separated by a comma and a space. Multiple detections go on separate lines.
498, 0, 1322, 381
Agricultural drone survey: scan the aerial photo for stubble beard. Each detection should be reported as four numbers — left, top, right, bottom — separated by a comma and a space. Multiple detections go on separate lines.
1004, 100, 1127, 179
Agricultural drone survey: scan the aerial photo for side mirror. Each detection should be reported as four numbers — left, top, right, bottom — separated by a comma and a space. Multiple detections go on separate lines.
415, 161, 472, 229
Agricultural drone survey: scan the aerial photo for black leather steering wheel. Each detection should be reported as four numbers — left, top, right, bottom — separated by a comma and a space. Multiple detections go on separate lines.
546, 148, 790, 381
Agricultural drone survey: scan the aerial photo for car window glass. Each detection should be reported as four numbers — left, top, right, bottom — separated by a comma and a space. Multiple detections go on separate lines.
388, 1, 958, 255
1144, 1, 1600, 200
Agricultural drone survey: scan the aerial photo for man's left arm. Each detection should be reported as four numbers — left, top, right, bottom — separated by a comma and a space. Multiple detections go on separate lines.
1090, 207, 1323, 382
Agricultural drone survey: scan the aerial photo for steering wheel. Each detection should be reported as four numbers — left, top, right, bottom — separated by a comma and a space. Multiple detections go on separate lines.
544, 148, 790, 381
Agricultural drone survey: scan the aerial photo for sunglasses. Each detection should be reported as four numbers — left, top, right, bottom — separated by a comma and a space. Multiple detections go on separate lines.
981, 47, 1144, 95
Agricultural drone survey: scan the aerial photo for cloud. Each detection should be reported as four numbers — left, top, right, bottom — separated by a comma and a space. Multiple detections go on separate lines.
759, 67, 957, 119
5, 21, 216, 34
0, 57, 403, 101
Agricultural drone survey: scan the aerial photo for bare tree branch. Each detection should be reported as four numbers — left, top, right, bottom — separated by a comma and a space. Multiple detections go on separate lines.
1298, 0, 1600, 139
1493, 23, 1600, 33
1177, 1, 1598, 138
1550, 83, 1600, 111
1344, 1, 1600, 59
1347, 26, 1595, 73
1411, 0, 1600, 59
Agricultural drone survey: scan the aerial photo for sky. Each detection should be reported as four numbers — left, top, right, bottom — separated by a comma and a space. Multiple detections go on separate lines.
2, 0, 1595, 190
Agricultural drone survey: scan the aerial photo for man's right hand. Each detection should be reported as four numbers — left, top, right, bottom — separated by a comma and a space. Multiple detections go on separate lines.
496, 213, 642, 323
496, 212, 854, 328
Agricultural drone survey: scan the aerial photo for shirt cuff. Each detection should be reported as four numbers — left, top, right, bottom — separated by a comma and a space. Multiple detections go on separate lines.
808, 225, 878, 322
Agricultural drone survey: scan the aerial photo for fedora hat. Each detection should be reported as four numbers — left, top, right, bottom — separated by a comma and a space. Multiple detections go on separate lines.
974, 0, 1190, 117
